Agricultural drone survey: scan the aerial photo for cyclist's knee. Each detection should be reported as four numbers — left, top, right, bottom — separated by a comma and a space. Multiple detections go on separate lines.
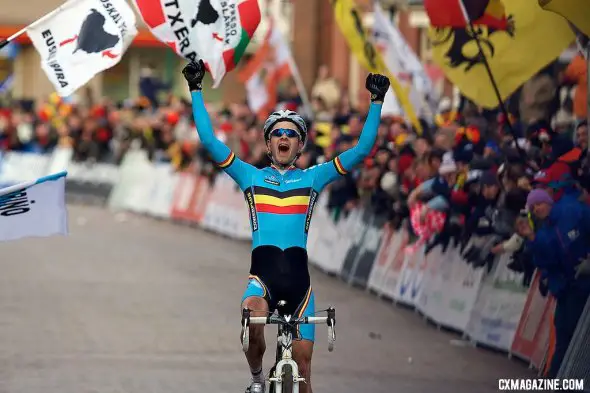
293, 341, 313, 375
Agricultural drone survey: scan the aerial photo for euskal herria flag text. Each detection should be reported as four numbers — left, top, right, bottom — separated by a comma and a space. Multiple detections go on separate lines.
27, 0, 137, 97
0, 172, 68, 242
133, 0, 261, 87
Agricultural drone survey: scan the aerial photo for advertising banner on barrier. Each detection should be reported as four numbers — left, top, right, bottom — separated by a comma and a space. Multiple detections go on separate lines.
0, 151, 52, 187
438, 248, 485, 331
393, 244, 427, 306
465, 253, 529, 351
201, 172, 250, 240
108, 150, 154, 213
170, 171, 214, 226
144, 164, 179, 219
368, 228, 408, 299
510, 271, 554, 367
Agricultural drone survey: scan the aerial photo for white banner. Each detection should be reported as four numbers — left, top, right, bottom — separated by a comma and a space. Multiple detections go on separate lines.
465, 253, 529, 351
27, 0, 137, 96
392, 244, 427, 306
0, 172, 68, 242
0, 152, 51, 186
201, 172, 250, 239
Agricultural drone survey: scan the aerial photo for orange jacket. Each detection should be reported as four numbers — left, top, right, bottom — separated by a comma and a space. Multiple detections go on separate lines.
564, 54, 588, 120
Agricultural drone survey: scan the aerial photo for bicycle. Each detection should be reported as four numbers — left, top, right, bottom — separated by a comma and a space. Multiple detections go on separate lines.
241, 301, 336, 393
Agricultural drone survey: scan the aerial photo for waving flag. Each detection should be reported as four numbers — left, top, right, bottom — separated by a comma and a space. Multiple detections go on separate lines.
330, 0, 422, 133
26, 0, 137, 97
133, 0, 261, 88
539, 0, 590, 38
424, 0, 511, 31
372, 2, 438, 119
0, 171, 68, 242
238, 21, 294, 118
428, 0, 574, 108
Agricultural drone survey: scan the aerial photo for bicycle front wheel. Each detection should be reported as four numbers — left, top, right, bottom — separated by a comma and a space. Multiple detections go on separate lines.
281, 364, 293, 393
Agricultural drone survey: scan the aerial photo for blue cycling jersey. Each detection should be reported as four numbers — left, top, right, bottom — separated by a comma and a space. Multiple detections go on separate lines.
191, 91, 382, 251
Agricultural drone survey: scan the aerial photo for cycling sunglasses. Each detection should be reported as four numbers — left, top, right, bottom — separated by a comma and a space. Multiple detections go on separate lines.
270, 128, 300, 139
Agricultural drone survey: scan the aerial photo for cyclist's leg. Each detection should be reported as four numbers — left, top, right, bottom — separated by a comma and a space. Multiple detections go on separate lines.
292, 287, 315, 393
241, 275, 271, 385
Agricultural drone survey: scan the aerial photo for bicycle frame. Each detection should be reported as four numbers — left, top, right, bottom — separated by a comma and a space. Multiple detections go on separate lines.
268, 316, 306, 393
241, 306, 335, 393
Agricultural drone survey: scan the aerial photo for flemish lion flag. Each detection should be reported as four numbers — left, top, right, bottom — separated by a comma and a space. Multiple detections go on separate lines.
133, 0, 261, 87
330, 0, 422, 134
428, 0, 574, 108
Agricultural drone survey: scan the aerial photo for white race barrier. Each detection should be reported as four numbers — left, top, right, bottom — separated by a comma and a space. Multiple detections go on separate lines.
0, 150, 554, 372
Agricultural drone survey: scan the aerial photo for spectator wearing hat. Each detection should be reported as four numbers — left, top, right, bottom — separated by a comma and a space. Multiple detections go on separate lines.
523, 188, 590, 378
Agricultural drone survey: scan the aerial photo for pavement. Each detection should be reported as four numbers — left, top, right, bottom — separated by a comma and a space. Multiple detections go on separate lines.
0, 205, 533, 393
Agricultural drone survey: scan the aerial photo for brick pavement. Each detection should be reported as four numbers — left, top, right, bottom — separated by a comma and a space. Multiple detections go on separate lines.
0, 205, 531, 393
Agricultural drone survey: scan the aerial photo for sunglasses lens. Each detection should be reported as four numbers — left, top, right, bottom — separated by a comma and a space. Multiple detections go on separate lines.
271, 129, 299, 138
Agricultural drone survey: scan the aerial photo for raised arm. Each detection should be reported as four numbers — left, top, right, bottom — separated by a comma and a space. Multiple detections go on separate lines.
308, 73, 389, 191
184, 61, 256, 190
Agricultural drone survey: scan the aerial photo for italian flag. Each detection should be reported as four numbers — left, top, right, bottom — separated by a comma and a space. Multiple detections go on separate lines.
238, 21, 292, 119
133, 0, 261, 87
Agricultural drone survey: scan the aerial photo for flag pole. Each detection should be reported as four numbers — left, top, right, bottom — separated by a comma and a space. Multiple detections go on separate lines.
457, 0, 527, 161
0, 0, 78, 50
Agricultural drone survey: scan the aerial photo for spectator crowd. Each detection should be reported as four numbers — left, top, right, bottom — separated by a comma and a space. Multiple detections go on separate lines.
0, 52, 589, 379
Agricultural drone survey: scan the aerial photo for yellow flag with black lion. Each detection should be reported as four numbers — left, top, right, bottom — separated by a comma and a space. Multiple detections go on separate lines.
425, 0, 574, 108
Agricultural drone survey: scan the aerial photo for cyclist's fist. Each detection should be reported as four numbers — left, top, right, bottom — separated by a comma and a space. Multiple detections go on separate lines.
182, 59, 206, 91
365, 73, 390, 103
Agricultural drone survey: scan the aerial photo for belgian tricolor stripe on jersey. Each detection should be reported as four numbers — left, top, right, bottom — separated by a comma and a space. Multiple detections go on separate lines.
253, 186, 311, 214
218, 152, 236, 168
333, 156, 347, 175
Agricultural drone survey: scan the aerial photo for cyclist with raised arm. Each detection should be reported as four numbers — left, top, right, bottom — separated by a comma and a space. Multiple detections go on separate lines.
182, 60, 389, 393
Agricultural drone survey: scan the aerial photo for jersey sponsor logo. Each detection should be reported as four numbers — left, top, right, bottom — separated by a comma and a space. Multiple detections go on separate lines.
285, 178, 302, 184
304, 190, 319, 233
264, 176, 280, 186
244, 188, 258, 231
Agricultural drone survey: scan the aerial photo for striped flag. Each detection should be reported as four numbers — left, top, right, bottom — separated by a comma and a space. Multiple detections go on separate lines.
238, 21, 293, 118
133, 0, 261, 87
0, 171, 68, 242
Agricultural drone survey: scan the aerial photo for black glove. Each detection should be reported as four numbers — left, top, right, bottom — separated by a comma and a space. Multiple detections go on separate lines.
182, 59, 206, 91
365, 73, 390, 102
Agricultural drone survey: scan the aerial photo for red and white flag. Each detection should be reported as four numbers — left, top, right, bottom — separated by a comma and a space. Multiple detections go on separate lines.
133, 0, 261, 88
238, 21, 294, 117
26, 0, 137, 97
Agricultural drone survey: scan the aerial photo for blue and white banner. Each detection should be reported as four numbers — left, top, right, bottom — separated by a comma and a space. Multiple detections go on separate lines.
0, 171, 68, 242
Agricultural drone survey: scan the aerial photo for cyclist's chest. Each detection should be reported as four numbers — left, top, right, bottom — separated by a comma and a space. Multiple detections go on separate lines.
246, 171, 316, 215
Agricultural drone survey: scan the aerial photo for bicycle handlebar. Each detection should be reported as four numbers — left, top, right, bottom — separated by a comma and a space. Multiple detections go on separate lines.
242, 307, 335, 327
249, 315, 330, 325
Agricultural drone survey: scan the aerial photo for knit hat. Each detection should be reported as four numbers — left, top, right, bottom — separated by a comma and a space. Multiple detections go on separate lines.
526, 189, 554, 210
480, 171, 499, 187
439, 153, 457, 175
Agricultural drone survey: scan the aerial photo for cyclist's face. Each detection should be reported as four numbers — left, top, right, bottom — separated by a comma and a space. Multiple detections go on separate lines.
267, 121, 303, 165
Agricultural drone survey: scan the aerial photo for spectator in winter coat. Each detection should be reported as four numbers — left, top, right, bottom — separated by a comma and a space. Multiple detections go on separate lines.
523, 188, 590, 378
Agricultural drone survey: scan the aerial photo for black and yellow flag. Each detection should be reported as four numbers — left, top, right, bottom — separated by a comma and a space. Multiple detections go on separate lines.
330, 0, 422, 134
429, 0, 574, 108
539, 0, 590, 38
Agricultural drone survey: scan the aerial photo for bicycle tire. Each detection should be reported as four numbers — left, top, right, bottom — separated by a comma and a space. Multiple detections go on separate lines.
281, 364, 293, 393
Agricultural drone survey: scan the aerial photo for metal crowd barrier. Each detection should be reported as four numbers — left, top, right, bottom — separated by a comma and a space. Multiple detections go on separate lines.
556, 296, 590, 392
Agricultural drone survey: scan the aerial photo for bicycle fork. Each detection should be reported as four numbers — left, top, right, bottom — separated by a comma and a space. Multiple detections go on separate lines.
269, 359, 306, 392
